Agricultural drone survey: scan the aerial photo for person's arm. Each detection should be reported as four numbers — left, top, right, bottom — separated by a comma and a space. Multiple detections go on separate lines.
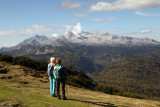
63, 68, 67, 75
47, 64, 53, 76
61, 66, 67, 79
47, 64, 49, 76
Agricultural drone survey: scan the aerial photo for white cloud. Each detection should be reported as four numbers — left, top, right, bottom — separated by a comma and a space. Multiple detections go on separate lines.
90, 18, 103, 22
72, 23, 82, 35
56, 23, 82, 35
52, 34, 59, 37
0, 25, 52, 36
106, 17, 116, 21
74, 13, 87, 17
89, 17, 116, 22
135, 11, 160, 16
135, 11, 149, 16
55, 24, 72, 34
59, 0, 81, 9
65, 25, 72, 34
140, 30, 152, 34
89, 0, 160, 12
26, 25, 51, 34
126, 29, 152, 34
0, 43, 17, 48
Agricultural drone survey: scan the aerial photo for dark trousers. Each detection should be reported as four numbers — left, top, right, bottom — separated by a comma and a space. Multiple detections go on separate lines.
56, 79, 65, 98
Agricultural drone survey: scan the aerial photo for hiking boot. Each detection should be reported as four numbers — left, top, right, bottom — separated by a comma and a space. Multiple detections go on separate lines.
63, 97, 67, 100
51, 94, 56, 97
53, 94, 56, 97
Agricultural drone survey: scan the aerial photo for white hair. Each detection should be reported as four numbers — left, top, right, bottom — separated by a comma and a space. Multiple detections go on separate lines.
50, 57, 55, 62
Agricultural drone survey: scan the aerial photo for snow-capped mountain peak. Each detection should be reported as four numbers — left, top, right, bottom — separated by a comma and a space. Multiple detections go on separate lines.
63, 31, 160, 46
65, 31, 77, 39
0, 32, 160, 52
18, 35, 48, 46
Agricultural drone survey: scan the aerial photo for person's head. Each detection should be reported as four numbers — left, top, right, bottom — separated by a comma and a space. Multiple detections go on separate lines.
50, 57, 55, 63
56, 58, 61, 64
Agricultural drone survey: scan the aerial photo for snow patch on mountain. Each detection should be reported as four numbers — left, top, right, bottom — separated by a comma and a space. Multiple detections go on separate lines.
64, 31, 159, 46
0, 31, 160, 52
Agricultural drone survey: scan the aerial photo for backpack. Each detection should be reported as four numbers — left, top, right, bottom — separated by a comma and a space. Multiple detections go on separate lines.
47, 63, 56, 76
53, 65, 62, 80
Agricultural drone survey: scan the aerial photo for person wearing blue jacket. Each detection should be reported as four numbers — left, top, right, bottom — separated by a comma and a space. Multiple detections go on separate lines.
47, 57, 56, 97
54, 58, 67, 100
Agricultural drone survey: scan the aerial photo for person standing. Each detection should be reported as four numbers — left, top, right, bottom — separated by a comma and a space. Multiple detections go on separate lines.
54, 58, 67, 100
47, 57, 56, 97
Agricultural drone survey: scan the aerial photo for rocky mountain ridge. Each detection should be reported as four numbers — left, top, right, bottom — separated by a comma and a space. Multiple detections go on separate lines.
0, 31, 159, 52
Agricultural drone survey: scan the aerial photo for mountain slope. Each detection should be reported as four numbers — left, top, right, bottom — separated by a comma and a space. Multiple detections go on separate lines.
2, 43, 160, 73
0, 61, 160, 107
89, 49, 160, 100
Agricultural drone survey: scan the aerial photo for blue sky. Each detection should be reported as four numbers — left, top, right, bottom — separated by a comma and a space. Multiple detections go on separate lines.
0, 0, 160, 48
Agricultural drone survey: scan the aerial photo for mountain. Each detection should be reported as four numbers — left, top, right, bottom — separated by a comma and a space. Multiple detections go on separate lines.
0, 31, 159, 52
0, 34, 67, 52
0, 35, 48, 52
0, 32, 160, 73
65, 31, 159, 46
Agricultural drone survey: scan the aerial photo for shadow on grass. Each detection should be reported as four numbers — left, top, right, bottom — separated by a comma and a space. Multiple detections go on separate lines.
67, 98, 118, 107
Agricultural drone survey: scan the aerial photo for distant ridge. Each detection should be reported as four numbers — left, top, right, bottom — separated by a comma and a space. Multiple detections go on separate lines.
0, 31, 159, 52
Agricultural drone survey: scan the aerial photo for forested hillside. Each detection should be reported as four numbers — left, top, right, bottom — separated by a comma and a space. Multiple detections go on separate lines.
2, 43, 160, 74
90, 49, 160, 100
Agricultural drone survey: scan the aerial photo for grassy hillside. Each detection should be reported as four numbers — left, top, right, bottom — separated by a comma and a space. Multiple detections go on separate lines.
0, 62, 160, 107
0, 62, 93, 107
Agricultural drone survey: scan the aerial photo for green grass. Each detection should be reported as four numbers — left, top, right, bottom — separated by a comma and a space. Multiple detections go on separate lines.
0, 63, 92, 107
0, 83, 91, 107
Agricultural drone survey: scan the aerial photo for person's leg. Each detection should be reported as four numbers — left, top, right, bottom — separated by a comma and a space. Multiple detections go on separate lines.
49, 76, 54, 95
62, 79, 66, 100
53, 79, 56, 96
56, 80, 60, 99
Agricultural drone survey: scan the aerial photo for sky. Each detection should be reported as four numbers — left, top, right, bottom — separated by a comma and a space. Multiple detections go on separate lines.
0, 0, 160, 48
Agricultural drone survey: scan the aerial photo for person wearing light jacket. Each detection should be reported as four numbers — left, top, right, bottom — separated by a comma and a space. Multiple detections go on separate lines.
47, 57, 56, 97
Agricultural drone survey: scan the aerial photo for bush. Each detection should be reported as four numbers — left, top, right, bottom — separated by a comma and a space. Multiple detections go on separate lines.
0, 54, 12, 62
0, 54, 48, 71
